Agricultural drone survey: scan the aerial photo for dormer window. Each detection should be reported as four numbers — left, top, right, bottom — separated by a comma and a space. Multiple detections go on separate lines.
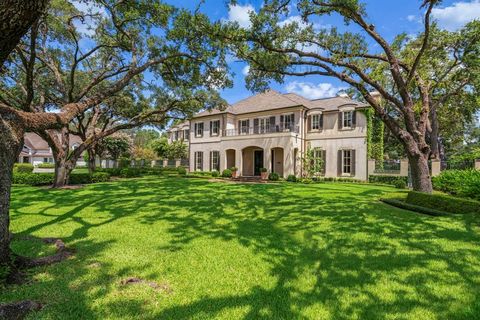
343, 111, 353, 128
174, 131, 179, 141
338, 108, 356, 130
312, 114, 322, 130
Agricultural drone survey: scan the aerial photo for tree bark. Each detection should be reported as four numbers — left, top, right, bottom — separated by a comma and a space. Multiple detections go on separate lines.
87, 149, 96, 174
0, 118, 24, 266
429, 107, 441, 160
0, 0, 50, 68
408, 153, 433, 193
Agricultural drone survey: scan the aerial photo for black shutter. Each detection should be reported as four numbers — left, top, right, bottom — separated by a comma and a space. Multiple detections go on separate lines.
210, 121, 212, 136
247, 119, 250, 134
200, 152, 203, 170
351, 150, 356, 176
291, 113, 295, 131
269, 116, 275, 132
200, 123, 203, 137
338, 112, 343, 130
280, 115, 284, 131
320, 114, 324, 130
307, 116, 312, 131
209, 151, 212, 171
238, 120, 241, 134
253, 118, 259, 134
352, 110, 357, 128
322, 150, 326, 175
194, 123, 198, 136
338, 150, 342, 176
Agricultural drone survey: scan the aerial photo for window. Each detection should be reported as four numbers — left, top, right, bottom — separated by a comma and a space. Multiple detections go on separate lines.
312, 114, 321, 130
43, 158, 48, 163
313, 148, 324, 174
259, 117, 270, 133
195, 122, 204, 137
195, 151, 203, 171
210, 151, 220, 171
343, 111, 353, 128
184, 129, 189, 140
342, 150, 352, 174
283, 113, 294, 131
210, 120, 220, 136
240, 120, 249, 134
174, 131, 179, 141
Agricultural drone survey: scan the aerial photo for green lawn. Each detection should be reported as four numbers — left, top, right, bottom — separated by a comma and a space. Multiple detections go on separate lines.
3, 177, 480, 319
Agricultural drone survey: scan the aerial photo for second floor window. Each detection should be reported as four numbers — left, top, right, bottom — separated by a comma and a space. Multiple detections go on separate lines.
343, 111, 353, 128
174, 131, 179, 141
184, 129, 189, 140
259, 117, 270, 133
282, 113, 295, 130
195, 122, 204, 137
240, 120, 249, 134
312, 114, 321, 130
210, 120, 220, 136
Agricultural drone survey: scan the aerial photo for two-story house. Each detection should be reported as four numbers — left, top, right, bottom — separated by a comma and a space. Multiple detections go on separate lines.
167, 89, 369, 180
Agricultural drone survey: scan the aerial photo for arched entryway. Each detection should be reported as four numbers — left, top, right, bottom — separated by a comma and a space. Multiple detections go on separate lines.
242, 146, 264, 176
271, 147, 284, 177
225, 149, 236, 170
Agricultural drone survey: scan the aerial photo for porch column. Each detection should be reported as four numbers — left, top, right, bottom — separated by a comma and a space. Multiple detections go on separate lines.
264, 149, 272, 174
220, 150, 227, 172
235, 149, 242, 176
284, 147, 294, 177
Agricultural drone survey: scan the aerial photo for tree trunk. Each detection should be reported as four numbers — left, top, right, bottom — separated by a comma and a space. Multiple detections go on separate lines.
0, 118, 24, 266
408, 153, 433, 193
0, 0, 50, 68
429, 107, 441, 160
87, 149, 96, 174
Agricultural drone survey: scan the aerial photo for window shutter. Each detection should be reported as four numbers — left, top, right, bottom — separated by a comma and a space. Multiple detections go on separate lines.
322, 150, 326, 175
338, 112, 343, 130
209, 151, 212, 171
338, 150, 342, 176
291, 113, 295, 130
194, 123, 198, 136
247, 119, 250, 134
280, 115, 284, 131
200, 152, 203, 170
307, 116, 312, 131
210, 121, 213, 136
238, 120, 241, 134
351, 150, 356, 176
320, 114, 324, 130
352, 110, 357, 128
269, 116, 275, 132
253, 118, 259, 134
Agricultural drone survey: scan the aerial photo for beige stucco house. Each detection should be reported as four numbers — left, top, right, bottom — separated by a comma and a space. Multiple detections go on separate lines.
167, 89, 369, 180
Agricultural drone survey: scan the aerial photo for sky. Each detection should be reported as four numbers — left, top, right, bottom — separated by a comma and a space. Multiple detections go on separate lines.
161, 0, 480, 105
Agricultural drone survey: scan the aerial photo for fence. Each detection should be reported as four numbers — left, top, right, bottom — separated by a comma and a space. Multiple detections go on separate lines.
368, 159, 408, 177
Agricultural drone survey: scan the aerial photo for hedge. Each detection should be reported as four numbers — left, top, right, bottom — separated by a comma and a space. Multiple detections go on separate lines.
369, 175, 408, 185
13, 172, 110, 186
36, 163, 55, 168
406, 191, 480, 215
381, 198, 448, 216
432, 169, 480, 201
13, 163, 34, 173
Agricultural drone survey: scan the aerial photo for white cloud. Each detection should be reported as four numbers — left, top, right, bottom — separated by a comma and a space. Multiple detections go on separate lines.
227, 4, 255, 29
406, 15, 421, 23
242, 65, 250, 76
432, 0, 480, 31
285, 82, 347, 99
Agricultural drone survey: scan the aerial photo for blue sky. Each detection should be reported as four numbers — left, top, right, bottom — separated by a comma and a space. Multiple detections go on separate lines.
163, 0, 480, 105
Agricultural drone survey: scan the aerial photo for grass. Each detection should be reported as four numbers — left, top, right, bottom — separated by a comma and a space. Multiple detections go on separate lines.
2, 176, 480, 319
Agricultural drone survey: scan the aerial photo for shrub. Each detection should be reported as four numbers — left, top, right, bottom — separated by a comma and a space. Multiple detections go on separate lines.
381, 198, 448, 216
177, 167, 187, 176
222, 169, 232, 178
406, 191, 480, 215
211, 170, 219, 177
259, 167, 267, 173
69, 173, 92, 185
432, 169, 480, 201
286, 174, 297, 182
36, 163, 55, 169
90, 172, 110, 183
298, 178, 313, 184
393, 179, 407, 189
369, 175, 408, 185
96, 168, 123, 176
13, 172, 54, 185
268, 172, 279, 181
230, 167, 238, 171
14, 163, 34, 173
120, 168, 141, 178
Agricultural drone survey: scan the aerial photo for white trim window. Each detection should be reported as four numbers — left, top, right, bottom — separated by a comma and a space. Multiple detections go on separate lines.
313, 148, 323, 173
312, 114, 321, 130
174, 131, 179, 141
240, 120, 249, 135
342, 150, 352, 174
210, 120, 220, 136
343, 111, 353, 129
259, 117, 270, 133
195, 151, 203, 171
195, 122, 204, 137
184, 129, 189, 140
283, 113, 294, 131
210, 151, 220, 171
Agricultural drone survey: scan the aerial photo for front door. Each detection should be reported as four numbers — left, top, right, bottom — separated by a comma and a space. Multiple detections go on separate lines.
254, 150, 264, 176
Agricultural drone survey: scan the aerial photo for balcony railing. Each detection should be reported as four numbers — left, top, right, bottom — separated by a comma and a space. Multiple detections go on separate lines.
223, 124, 299, 137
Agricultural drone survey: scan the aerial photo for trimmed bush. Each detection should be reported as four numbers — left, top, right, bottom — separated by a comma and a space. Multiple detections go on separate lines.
406, 191, 480, 215
211, 170, 219, 177
36, 163, 55, 168
90, 172, 110, 183
268, 172, 280, 181
286, 175, 297, 182
393, 179, 407, 189
259, 167, 267, 173
13, 172, 54, 185
381, 198, 448, 216
177, 167, 187, 176
369, 175, 408, 185
222, 169, 232, 178
14, 163, 34, 173
432, 169, 480, 201
120, 168, 142, 178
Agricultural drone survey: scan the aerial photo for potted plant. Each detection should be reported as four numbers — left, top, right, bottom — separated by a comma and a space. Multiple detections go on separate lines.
260, 168, 268, 180
231, 167, 239, 178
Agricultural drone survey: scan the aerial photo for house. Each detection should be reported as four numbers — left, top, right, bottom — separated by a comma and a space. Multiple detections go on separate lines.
167, 89, 370, 180
18, 132, 86, 167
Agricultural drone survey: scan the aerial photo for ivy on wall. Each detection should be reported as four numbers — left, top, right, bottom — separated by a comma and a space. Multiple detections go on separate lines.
361, 108, 384, 163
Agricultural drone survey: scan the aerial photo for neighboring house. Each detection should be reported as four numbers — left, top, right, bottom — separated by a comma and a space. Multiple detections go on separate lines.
19, 132, 86, 167
167, 89, 370, 180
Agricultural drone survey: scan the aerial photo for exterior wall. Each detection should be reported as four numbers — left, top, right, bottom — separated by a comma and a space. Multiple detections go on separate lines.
308, 136, 368, 181
189, 141, 222, 172
305, 110, 368, 140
